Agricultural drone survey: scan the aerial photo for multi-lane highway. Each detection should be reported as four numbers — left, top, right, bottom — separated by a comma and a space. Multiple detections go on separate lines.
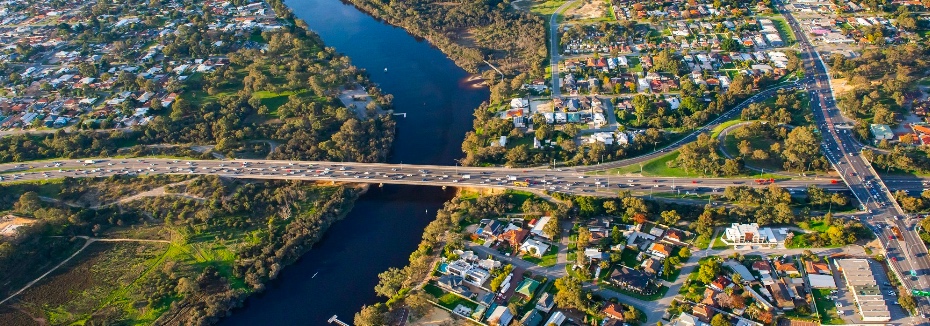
0, 158, 853, 196
780, 4, 930, 321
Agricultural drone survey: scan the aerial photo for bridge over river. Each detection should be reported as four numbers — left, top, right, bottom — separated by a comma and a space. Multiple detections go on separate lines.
4, 157, 925, 198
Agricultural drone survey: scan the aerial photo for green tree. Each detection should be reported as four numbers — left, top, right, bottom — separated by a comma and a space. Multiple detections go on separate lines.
711, 314, 731, 326
354, 304, 387, 326
14, 191, 41, 214
543, 216, 561, 239
553, 276, 587, 310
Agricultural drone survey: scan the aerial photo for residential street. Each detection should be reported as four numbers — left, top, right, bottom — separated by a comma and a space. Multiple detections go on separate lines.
469, 228, 869, 325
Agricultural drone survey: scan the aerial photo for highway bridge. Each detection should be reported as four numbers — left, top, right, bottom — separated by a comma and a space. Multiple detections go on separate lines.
2, 158, 928, 198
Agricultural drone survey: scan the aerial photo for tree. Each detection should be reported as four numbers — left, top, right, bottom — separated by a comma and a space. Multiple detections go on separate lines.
697, 258, 721, 284
899, 293, 917, 313
711, 314, 731, 326
354, 304, 387, 326
721, 38, 741, 52
679, 246, 691, 259
14, 191, 42, 214
374, 267, 408, 298
553, 276, 587, 310
781, 126, 821, 171
660, 210, 681, 226
406, 291, 433, 319
577, 227, 592, 249
543, 216, 560, 239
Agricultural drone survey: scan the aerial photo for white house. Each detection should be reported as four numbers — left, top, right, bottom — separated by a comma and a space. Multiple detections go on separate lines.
530, 216, 552, 238
520, 238, 551, 257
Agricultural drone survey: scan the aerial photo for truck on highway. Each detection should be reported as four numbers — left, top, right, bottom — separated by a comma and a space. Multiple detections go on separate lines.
83, 160, 96, 164
507, 175, 517, 181
513, 181, 529, 187
891, 226, 903, 239
462, 175, 471, 179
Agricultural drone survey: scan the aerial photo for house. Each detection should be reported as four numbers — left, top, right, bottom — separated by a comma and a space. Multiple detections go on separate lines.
641, 258, 662, 275
530, 216, 552, 238
805, 260, 831, 275
584, 248, 606, 261
609, 267, 653, 293
536, 292, 555, 312
500, 228, 530, 248
724, 260, 754, 282
488, 306, 514, 326
692, 304, 716, 323
671, 313, 710, 326
710, 276, 733, 292
870, 124, 894, 140
520, 238, 551, 258
445, 259, 492, 287
602, 302, 626, 320
775, 261, 800, 276
520, 309, 544, 326
770, 282, 796, 309
514, 278, 540, 298
808, 274, 838, 288
665, 229, 685, 243
543, 311, 566, 326
649, 243, 671, 258
437, 275, 472, 297
751, 260, 772, 274
476, 220, 506, 240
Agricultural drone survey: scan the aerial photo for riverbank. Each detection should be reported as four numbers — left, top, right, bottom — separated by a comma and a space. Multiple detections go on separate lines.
340, 0, 546, 75
0, 176, 364, 325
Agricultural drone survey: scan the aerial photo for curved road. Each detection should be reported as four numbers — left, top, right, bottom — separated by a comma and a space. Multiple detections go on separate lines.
575, 83, 799, 172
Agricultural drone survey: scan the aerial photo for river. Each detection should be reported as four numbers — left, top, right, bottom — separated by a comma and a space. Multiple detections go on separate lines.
220, 0, 489, 324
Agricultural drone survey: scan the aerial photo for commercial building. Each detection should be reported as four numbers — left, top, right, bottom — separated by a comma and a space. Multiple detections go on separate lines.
836, 259, 891, 322
722, 223, 787, 248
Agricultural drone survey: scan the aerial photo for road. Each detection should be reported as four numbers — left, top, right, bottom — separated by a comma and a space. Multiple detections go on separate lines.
779, 4, 930, 323
3, 157, 907, 198
548, 0, 575, 98
574, 83, 799, 172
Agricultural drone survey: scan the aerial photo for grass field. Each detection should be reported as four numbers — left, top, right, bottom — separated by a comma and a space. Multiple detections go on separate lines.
603, 150, 786, 178
813, 288, 845, 324
723, 131, 785, 172
423, 284, 479, 311
712, 235, 729, 250
529, 0, 569, 16
768, 15, 798, 45
710, 119, 745, 138
15, 242, 170, 325
522, 245, 559, 267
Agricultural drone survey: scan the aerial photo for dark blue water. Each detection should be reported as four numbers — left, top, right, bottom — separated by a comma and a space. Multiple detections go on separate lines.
221, 0, 488, 324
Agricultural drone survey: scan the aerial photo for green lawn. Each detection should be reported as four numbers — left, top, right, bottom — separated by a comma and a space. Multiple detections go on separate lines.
529, 0, 568, 16
602, 150, 786, 179
768, 15, 798, 45
712, 235, 729, 250
813, 288, 844, 325
423, 284, 478, 311
522, 246, 559, 267
723, 131, 785, 172
710, 119, 745, 138
619, 248, 641, 268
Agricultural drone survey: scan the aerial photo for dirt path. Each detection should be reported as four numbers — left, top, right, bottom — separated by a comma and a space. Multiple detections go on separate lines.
0, 236, 170, 306
38, 180, 204, 209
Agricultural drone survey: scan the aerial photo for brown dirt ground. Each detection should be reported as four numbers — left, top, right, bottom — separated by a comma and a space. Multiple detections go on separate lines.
565, 0, 606, 20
